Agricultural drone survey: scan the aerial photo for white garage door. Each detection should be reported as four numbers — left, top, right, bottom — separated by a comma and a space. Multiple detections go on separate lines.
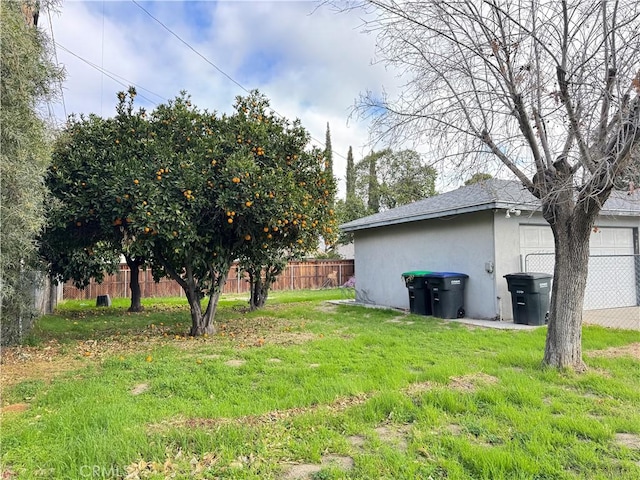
520, 225, 637, 310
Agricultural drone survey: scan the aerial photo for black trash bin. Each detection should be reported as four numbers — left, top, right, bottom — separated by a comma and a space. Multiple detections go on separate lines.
427, 272, 468, 319
504, 273, 552, 325
401, 271, 433, 315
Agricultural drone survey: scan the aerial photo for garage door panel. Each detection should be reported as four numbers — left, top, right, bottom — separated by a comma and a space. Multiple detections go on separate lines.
521, 226, 637, 310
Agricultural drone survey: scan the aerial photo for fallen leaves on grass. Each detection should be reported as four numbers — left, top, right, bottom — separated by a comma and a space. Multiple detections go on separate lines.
0, 341, 84, 389
1, 316, 317, 390
148, 392, 371, 433
125, 448, 218, 479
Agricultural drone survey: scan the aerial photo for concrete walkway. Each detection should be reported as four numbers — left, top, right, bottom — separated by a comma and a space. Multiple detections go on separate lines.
328, 300, 542, 330
329, 300, 640, 331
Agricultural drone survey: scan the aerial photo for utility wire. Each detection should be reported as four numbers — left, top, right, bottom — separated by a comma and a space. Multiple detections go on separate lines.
130, 0, 249, 95
55, 43, 166, 106
129, 0, 347, 160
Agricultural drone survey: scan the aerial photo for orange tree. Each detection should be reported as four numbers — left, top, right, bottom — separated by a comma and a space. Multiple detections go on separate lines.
41, 89, 151, 312
223, 93, 337, 310
132, 93, 236, 336
139, 91, 337, 329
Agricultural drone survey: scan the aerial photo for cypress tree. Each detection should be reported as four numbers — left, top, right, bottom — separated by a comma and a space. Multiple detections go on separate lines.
346, 146, 355, 201
367, 153, 380, 213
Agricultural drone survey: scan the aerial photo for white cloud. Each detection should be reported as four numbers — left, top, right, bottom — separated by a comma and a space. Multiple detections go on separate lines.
41, 1, 402, 195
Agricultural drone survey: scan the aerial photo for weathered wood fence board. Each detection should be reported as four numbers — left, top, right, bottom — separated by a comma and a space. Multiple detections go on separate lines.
62, 260, 355, 300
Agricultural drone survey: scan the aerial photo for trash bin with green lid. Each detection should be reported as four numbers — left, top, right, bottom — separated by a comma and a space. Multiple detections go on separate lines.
427, 272, 469, 319
504, 273, 552, 325
401, 271, 433, 315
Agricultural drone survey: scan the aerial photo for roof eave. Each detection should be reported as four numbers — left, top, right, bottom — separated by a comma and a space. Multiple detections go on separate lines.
340, 201, 519, 232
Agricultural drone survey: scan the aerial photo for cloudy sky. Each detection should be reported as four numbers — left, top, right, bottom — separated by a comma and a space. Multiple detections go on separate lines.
40, 0, 405, 195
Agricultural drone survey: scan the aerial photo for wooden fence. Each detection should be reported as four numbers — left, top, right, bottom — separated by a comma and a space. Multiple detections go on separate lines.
62, 259, 355, 300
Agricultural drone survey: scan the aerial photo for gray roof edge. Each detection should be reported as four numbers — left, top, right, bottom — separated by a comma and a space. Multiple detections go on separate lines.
340, 201, 639, 232
341, 202, 498, 232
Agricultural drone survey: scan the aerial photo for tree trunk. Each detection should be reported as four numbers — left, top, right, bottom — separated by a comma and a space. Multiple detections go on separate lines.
186, 288, 217, 336
185, 268, 229, 336
125, 256, 144, 312
249, 273, 269, 310
543, 214, 592, 371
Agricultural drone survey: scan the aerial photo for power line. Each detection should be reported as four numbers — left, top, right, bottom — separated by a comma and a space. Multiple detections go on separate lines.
129, 0, 347, 160
55, 43, 166, 106
130, 0, 249, 95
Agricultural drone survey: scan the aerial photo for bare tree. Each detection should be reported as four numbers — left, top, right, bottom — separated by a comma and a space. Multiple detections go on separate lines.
345, 0, 640, 370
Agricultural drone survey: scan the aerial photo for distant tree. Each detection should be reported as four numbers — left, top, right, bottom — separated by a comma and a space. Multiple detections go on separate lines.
377, 150, 437, 209
1, 1, 63, 345
356, 149, 437, 213
366, 152, 381, 213
465, 173, 493, 186
320, 122, 337, 253
324, 122, 334, 179
335, 197, 367, 245
336, 145, 368, 244
345, 146, 356, 201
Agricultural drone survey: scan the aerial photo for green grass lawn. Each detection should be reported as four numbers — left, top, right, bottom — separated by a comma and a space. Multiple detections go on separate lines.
1, 289, 639, 479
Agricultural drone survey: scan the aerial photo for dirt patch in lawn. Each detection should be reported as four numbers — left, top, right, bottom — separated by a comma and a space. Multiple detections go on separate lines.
615, 433, 640, 450
586, 343, 640, 360
224, 359, 246, 367
130, 383, 150, 396
1, 403, 30, 414
448, 373, 499, 393
404, 381, 435, 396
375, 424, 411, 451
1, 316, 319, 391
149, 392, 371, 432
347, 435, 366, 449
282, 455, 355, 480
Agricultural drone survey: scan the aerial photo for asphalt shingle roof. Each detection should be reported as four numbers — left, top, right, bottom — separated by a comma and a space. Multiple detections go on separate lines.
340, 179, 640, 232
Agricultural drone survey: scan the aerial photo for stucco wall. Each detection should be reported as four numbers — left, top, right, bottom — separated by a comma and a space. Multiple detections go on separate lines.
353, 207, 639, 321
352, 210, 498, 318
